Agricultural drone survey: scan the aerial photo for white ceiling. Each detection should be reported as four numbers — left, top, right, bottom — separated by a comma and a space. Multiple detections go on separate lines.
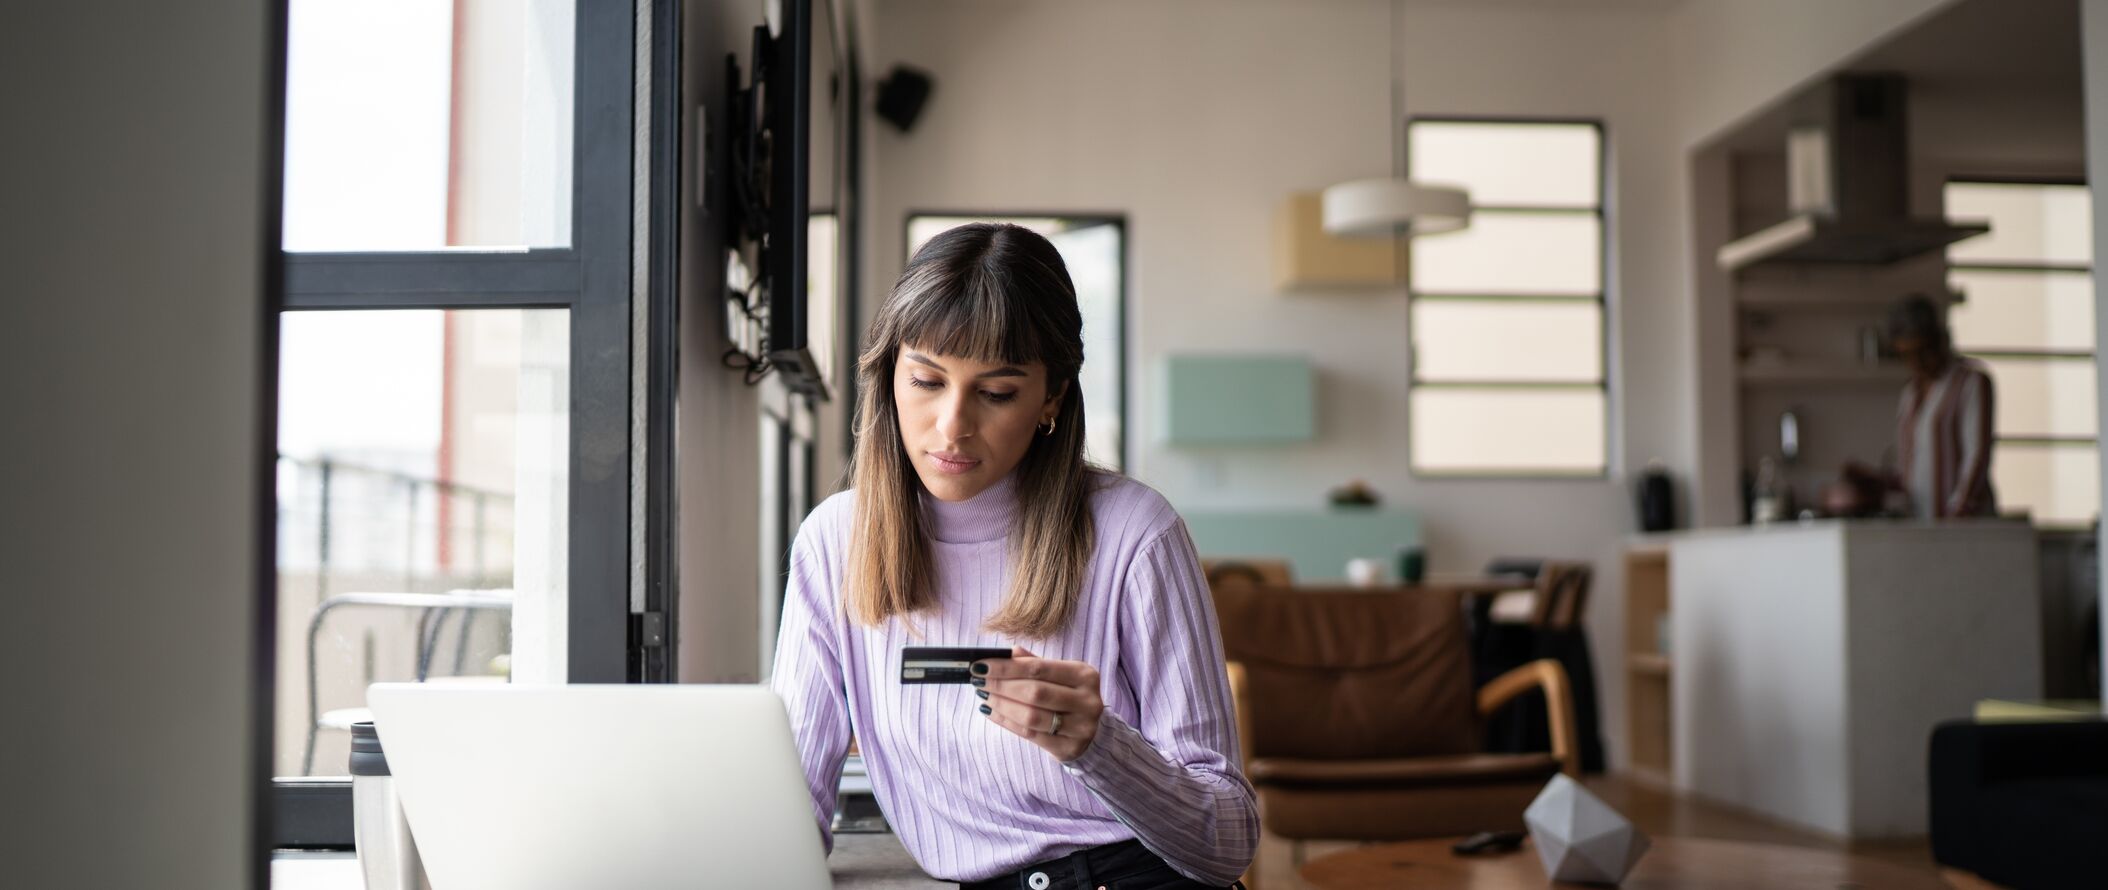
1849, 0, 2079, 92
1709, 0, 2082, 154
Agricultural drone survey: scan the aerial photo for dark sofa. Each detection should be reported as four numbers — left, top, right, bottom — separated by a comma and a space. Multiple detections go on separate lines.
1929, 718, 2108, 889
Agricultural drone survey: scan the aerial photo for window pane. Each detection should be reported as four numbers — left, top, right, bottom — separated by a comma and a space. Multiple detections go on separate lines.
808, 213, 839, 390
1409, 121, 1600, 208
1946, 182, 2091, 266
1046, 224, 1126, 469
1411, 388, 1606, 474
1413, 301, 1602, 383
275, 308, 570, 777
1411, 212, 1601, 296
1994, 442, 2100, 526
1949, 270, 2095, 353
907, 215, 1064, 256
283, 0, 575, 250
1982, 357, 2098, 438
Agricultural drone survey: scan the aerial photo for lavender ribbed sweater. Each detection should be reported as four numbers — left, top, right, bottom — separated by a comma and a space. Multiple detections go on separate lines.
768, 470, 1258, 884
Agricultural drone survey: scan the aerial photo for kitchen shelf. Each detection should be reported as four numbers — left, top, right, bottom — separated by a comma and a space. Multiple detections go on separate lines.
1739, 361, 1911, 385
1736, 288, 1963, 312
1625, 546, 1672, 780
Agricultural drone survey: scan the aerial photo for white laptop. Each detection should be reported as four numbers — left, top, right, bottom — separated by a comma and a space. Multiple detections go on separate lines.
366, 684, 832, 890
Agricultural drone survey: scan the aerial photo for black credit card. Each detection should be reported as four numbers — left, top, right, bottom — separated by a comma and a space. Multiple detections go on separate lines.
900, 646, 1012, 684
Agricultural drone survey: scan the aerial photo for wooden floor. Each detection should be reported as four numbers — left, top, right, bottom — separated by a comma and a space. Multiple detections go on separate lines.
1254, 774, 1943, 889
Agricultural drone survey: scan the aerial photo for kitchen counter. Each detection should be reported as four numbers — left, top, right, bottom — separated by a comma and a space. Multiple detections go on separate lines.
1664, 519, 2042, 840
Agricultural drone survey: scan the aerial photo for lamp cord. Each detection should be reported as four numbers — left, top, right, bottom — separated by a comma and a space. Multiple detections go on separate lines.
1390, 0, 1403, 180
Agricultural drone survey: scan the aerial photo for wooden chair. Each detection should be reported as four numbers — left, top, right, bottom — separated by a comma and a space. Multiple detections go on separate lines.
1486, 561, 1592, 629
1478, 561, 1605, 773
1216, 585, 1577, 884
1537, 562, 1593, 631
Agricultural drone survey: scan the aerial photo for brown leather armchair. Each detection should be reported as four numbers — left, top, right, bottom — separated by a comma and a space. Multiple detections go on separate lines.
1203, 557, 1294, 588
1216, 585, 1577, 869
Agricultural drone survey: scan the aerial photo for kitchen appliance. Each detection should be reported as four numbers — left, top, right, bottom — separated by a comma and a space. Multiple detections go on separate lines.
1717, 74, 1988, 270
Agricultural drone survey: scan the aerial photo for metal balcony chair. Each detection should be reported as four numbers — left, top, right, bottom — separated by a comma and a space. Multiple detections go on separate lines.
300, 588, 514, 776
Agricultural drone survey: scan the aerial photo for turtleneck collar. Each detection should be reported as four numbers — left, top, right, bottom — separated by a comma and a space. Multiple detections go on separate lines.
920, 469, 1020, 545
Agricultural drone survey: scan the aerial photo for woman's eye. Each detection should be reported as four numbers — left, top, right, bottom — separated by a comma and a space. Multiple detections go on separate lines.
907, 377, 942, 391
982, 390, 1017, 404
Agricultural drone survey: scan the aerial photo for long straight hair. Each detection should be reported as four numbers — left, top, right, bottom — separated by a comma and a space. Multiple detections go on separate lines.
845, 223, 1097, 639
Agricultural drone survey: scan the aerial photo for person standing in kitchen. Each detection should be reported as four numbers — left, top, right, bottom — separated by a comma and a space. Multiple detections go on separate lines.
1850, 295, 1997, 518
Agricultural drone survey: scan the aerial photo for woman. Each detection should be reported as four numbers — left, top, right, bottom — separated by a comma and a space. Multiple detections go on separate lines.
771, 223, 1256, 889
1848, 295, 1997, 519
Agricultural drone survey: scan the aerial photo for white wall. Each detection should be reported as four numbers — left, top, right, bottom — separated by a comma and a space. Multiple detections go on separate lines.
3, 1, 273, 886
1668, 0, 1962, 150
677, 0, 770, 683
866, 0, 1692, 769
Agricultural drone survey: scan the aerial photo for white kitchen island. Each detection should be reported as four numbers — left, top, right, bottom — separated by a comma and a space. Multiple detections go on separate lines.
1668, 519, 2041, 840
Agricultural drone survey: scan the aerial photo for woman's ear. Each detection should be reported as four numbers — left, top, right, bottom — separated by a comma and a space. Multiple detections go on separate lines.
1040, 378, 1069, 425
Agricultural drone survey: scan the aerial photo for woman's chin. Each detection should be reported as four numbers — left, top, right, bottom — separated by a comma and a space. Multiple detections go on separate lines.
918, 466, 989, 502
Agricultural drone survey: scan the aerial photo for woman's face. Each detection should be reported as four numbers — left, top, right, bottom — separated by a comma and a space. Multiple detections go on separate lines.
1892, 333, 1940, 378
893, 346, 1062, 502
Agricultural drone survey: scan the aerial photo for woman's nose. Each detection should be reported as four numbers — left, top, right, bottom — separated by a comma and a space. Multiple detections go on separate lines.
934, 389, 976, 441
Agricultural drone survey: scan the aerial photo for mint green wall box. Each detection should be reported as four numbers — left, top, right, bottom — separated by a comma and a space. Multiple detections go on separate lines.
1160, 354, 1315, 445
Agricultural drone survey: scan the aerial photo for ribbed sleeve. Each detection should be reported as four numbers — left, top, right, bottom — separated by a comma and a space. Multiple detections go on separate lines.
768, 518, 852, 854
1060, 521, 1259, 885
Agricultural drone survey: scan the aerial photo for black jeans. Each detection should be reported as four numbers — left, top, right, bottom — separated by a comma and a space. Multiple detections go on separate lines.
958, 839, 1246, 890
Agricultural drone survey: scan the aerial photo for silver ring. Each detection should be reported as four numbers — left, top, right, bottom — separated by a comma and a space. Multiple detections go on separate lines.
1048, 713, 1064, 737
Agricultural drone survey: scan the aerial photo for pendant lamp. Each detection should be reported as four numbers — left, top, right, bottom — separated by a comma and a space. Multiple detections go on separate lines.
1321, 0, 1472, 238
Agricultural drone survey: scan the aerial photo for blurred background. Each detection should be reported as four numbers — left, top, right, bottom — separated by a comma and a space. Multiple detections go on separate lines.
13, 1, 2108, 888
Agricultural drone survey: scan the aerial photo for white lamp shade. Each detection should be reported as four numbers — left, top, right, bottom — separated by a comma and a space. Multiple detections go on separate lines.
1321, 178, 1472, 237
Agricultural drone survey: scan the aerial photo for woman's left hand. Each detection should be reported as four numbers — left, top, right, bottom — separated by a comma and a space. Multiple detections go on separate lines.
974, 646, 1103, 762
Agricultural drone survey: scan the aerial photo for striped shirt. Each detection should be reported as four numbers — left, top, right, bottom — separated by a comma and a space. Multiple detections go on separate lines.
1895, 358, 1997, 519
768, 470, 1258, 884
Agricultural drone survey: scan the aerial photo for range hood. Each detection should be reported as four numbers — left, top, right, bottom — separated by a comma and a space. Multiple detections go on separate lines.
1716, 74, 1988, 270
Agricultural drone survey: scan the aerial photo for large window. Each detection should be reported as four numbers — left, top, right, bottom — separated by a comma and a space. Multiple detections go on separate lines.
905, 214, 1128, 471
1945, 180, 2099, 526
276, 309, 571, 781
272, 0, 658, 846
1406, 120, 1607, 477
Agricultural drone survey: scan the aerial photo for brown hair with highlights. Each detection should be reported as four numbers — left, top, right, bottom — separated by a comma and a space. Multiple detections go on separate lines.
845, 223, 1097, 639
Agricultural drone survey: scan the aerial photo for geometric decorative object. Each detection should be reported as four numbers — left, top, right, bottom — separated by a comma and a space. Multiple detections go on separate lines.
1272, 193, 1400, 290
1524, 773, 1652, 884
1160, 354, 1315, 445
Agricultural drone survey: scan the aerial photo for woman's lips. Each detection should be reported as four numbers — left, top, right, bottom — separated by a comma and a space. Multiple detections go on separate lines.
929, 452, 981, 475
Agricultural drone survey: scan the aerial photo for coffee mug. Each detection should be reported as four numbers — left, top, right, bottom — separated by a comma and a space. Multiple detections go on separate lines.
1346, 557, 1391, 587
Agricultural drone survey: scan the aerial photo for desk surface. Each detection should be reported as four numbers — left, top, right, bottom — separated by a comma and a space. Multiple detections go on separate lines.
272, 832, 945, 889
1301, 836, 1946, 890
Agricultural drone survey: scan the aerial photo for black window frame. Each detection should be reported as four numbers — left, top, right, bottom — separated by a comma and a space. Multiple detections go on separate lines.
1403, 116, 1611, 481
899, 211, 1131, 472
269, 0, 676, 848
1943, 175, 2099, 528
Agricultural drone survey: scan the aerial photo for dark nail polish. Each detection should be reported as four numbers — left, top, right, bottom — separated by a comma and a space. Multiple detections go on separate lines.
975, 689, 989, 700
971, 662, 989, 676
969, 677, 985, 688
977, 703, 992, 715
